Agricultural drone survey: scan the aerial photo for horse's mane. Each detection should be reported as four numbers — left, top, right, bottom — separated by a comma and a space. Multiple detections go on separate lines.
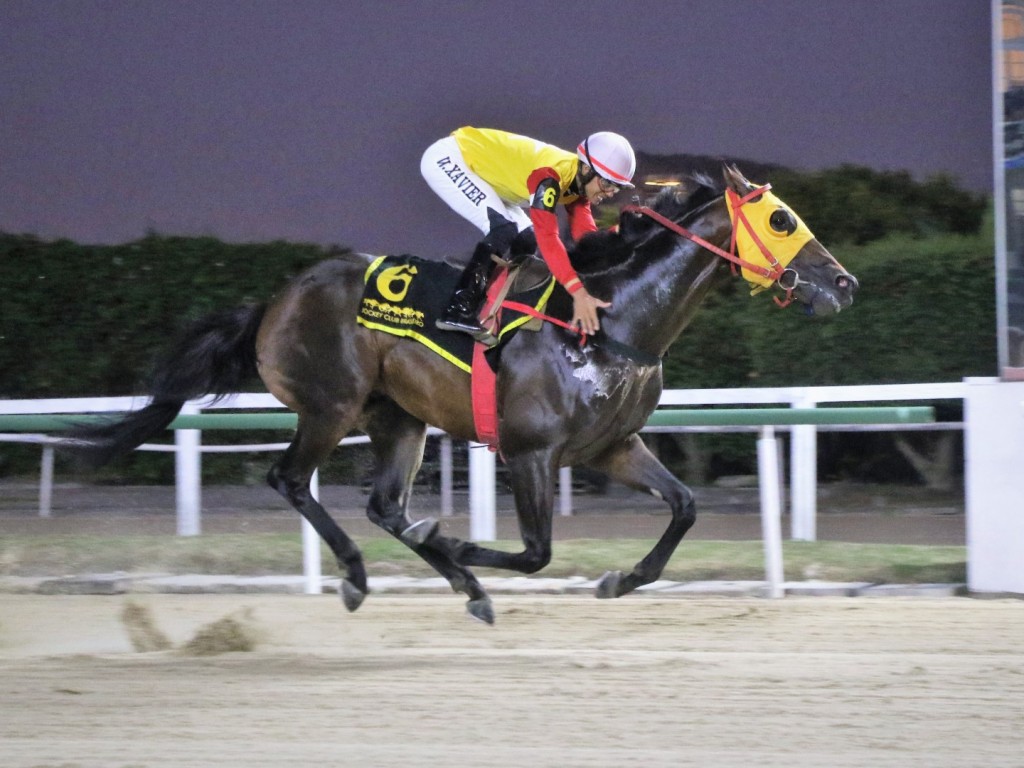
570, 173, 723, 276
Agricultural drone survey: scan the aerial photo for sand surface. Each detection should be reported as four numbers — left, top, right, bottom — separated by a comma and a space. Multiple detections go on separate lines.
1, 592, 1021, 767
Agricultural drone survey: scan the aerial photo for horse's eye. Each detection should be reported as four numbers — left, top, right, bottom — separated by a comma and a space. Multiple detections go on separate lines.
769, 209, 797, 235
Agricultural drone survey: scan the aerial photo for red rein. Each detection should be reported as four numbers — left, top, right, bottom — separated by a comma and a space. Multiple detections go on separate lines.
623, 185, 795, 308
497, 186, 798, 348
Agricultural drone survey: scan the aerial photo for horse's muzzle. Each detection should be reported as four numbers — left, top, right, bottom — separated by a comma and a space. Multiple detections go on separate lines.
808, 269, 857, 316
784, 242, 858, 316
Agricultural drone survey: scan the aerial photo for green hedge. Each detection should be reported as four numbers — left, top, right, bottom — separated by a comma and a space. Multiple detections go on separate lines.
0, 166, 996, 484
0, 234, 329, 397
0, 235, 343, 481
662, 228, 996, 389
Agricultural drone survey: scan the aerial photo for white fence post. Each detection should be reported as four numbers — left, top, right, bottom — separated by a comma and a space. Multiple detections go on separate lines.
439, 436, 453, 517
38, 445, 54, 518
789, 394, 817, 541
303, 470, 323, 594
175, 402, 202, 536
559, 466, 573, 516
469, 443, 496, 541
758, 426, 785, 598
964, 377, 1024, 594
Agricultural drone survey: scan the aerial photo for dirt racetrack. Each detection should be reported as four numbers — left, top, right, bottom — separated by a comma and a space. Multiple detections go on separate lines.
1, 593, 1022, 767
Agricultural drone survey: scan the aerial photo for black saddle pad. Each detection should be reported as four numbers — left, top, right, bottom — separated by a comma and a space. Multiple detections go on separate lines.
356, 254, 555, 372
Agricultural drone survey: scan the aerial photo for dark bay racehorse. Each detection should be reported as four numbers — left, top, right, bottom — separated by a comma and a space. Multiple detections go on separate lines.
72, 166, 857, 623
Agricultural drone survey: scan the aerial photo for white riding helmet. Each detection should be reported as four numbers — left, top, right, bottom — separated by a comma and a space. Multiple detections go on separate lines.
577, 131, 636, 188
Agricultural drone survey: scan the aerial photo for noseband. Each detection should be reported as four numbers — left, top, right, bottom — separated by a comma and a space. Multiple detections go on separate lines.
623, 185, 798, 308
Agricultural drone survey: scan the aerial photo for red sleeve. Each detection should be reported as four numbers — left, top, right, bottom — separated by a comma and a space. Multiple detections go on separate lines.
526, 167, 583, 293
566, 198, 597, 241
528, 207, 582, 292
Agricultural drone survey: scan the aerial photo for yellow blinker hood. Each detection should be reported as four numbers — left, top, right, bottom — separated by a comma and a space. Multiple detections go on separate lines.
725, 187, 816, 292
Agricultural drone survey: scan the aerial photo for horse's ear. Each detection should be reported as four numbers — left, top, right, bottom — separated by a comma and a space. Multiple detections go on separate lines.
722, 164, 753, 194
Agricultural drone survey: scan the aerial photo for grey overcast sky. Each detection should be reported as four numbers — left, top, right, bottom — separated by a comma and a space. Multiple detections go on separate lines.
0, 0, 994, 258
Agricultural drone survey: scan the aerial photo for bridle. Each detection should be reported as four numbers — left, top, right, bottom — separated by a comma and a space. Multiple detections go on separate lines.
623, 185, 800, 308
493, 184, 814, 353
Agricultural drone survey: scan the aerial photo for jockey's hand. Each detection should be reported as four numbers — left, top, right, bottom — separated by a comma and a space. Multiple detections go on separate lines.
571, 286, 611, 336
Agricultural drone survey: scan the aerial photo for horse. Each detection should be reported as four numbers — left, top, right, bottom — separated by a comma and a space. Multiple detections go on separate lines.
70, 166, 858, 624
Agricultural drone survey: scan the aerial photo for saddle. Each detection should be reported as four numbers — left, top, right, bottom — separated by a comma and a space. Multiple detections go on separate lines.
357, 254, 557, 450
477, 253, 553, 338
357, 254, 555, 373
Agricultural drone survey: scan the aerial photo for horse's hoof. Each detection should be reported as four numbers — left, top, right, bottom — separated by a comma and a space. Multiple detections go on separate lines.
595, 570, 623, 599
340, 579, 367, 612
401, 517, 439, 546
466, 598, 495, 625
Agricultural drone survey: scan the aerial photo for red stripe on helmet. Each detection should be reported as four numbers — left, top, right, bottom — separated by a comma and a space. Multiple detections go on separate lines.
577, 142, 631, 184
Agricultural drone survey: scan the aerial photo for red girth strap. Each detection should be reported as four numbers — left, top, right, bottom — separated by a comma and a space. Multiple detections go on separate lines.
472, 290, 588, 451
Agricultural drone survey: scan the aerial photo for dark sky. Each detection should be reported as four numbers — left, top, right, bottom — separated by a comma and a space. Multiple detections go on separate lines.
0, 0, 994, 258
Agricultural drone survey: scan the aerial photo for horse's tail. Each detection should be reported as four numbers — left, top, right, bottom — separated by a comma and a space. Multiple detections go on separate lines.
68, 304, 267, 467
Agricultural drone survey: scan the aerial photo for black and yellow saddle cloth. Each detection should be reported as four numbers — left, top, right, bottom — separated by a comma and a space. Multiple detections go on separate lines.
356, 254, 556, 373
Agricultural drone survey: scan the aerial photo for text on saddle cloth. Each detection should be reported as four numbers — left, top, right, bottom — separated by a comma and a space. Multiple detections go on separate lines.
356, 254, 556, 374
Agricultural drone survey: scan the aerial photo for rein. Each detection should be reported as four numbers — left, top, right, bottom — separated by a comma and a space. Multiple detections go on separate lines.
490, 183, 802, 360
623, 185, 796, 308
501, 299, 589, 347
499, 300, 660, 366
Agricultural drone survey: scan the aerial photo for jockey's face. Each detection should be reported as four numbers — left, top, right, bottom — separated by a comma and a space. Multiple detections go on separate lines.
583, 171, 622, 205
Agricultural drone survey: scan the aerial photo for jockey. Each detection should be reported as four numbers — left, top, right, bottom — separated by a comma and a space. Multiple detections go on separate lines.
420, 127, 636, 345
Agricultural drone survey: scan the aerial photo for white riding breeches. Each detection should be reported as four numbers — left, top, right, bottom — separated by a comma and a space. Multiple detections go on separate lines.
420, 136, 532, 237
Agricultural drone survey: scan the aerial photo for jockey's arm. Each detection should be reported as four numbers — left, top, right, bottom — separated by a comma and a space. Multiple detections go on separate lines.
565, 197, 597, 241
526, 169, 609, 335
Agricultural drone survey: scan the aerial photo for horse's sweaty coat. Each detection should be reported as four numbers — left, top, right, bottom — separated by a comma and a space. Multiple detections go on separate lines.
68, 167, 858, 624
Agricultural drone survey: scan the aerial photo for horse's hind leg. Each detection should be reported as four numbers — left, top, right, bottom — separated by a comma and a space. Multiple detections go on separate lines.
267, 415, 369, 612
586, 434, 697, 598
363, 400, 494, 623
419, 448, 558, 576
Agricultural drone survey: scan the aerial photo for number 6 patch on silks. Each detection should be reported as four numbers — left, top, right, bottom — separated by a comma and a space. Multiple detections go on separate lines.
531, 178, 561, 213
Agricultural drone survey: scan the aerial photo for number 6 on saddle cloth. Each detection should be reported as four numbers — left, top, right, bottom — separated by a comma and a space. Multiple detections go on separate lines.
356, 254, 557, 447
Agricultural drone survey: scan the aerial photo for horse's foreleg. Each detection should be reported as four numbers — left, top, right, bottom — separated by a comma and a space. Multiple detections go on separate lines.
268, 418, 369, 612
586, 434, 696, 598
363, 403, 494, 624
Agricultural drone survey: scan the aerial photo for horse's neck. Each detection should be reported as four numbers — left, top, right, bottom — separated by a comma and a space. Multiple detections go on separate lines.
602, 201, 732, 356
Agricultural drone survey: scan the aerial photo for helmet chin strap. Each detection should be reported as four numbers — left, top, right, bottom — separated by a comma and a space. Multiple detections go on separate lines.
578, 137, 602, 190
573, 164, 596, 195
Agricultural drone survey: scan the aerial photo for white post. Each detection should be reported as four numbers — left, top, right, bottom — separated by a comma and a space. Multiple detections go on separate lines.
39, 444, 54, 518
758, 426, 785, 599
439, 436, 453, 517
175, 402, 202, 536
302, 469, 323, 595
469, 443, 496, 541
559, 466, 573, 516
789, 394, 817, 541
776, 436, 787, 517
964, 378, 1024, 594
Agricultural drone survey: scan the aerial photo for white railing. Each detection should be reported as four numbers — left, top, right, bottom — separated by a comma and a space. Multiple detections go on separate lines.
655, 382, 966, 539
1, 384, 965, 597
1, 382, 964, 531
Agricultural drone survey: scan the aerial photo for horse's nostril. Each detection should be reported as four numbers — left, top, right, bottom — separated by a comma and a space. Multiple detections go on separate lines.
836, 274, 858, 292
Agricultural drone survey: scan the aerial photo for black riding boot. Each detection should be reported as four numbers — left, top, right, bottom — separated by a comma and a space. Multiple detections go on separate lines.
436, 242, 496, 343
